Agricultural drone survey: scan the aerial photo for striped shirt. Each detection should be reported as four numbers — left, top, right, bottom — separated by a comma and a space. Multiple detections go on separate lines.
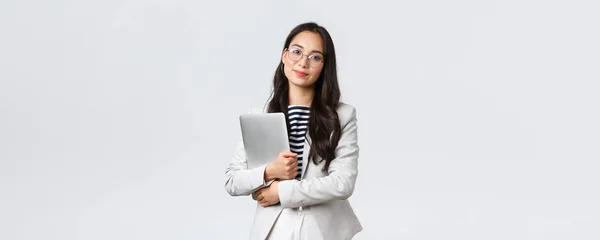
288, 105, 310, 180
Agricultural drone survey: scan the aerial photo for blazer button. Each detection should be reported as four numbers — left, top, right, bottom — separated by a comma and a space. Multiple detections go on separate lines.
298, 206, 303, 211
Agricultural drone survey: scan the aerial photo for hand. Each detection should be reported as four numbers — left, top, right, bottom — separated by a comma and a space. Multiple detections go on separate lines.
265, 152, 298, 181
256, 181, 280, 207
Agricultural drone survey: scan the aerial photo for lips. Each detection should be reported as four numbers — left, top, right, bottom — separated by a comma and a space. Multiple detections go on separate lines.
293, 70, 308, 77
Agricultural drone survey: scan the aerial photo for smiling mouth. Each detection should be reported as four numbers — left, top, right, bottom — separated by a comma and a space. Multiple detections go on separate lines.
293, 70, 308, 77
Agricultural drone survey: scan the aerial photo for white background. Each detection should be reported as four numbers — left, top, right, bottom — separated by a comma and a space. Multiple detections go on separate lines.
1, 0, 599, 239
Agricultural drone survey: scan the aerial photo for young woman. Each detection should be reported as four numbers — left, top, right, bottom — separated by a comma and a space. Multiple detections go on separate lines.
224, 22, 362, 240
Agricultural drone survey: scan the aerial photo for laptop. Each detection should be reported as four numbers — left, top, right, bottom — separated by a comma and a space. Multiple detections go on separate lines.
239, 112, 290, 169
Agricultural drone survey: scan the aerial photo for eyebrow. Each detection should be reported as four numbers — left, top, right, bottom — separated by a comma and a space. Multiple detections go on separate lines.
291, 44, 324, 55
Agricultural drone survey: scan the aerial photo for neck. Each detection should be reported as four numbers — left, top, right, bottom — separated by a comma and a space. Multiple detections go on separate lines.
288, 84, 314, 107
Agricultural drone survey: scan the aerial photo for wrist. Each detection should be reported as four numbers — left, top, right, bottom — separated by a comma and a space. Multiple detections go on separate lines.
264, 164, 275, 181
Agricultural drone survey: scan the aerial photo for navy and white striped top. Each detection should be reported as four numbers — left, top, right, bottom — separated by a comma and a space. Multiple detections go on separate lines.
288, 105, 310, 180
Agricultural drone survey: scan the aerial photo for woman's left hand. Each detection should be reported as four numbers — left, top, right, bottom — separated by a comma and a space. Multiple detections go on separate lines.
256, 180, 280, 207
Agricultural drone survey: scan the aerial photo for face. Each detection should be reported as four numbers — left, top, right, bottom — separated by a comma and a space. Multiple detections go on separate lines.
282, 31, 325, 89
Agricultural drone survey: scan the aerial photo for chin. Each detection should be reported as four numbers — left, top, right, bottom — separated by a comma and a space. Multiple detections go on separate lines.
289, 78, 315, 89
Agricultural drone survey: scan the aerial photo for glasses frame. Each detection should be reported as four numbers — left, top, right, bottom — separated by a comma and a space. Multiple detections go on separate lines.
284, 47, 324, 68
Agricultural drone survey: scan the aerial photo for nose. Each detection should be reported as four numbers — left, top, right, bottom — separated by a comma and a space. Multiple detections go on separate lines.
296, 54, 309, 68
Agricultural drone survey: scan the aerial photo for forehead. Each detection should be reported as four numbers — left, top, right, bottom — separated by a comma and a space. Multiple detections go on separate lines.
289, 31, 324, 54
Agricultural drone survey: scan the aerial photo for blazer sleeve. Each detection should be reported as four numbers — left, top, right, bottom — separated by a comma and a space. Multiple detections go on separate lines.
277, 106, 360, 208
224, 106, 273, 197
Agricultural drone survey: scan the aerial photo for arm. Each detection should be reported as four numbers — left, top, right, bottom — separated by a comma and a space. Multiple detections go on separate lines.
224, 106, 273, 197
277, 107, 360, 208
224, 136, 272, 196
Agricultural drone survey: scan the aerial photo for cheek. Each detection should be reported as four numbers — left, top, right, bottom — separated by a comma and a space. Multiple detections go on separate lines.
309, 68, 323, 82
282, 56, 295, 69
283, 64, 293, 79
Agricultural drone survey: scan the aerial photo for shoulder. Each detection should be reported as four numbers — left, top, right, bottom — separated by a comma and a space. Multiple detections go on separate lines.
336, 102, 358, 127
245, 101, 269, 114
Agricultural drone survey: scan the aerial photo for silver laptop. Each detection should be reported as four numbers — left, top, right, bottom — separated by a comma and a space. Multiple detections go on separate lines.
239, 112, 290, 169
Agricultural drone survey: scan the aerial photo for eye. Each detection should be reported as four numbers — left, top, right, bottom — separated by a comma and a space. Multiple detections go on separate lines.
289, 48, 302, 55
309, 55, 323, 61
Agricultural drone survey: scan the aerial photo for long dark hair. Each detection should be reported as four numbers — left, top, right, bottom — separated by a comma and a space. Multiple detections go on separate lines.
266, 22, 341, 172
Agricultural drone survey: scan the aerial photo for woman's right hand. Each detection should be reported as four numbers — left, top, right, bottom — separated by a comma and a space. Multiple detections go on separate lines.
265, 152, 298, 181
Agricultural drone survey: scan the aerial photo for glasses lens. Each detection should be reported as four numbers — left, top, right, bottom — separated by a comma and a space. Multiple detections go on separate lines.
288, 49, 302, 61
308, 56, 323, 67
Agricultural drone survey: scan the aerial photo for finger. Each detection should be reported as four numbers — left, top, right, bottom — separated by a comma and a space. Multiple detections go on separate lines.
285, 158, 298, 165
280, 152, 295, 158
282, 152, 298, 158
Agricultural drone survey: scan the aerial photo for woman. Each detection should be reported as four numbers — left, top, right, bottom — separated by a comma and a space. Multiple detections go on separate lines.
224, 22, 362, 240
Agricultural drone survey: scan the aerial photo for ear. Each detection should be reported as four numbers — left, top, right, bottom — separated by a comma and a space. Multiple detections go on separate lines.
281, 49, 287, 64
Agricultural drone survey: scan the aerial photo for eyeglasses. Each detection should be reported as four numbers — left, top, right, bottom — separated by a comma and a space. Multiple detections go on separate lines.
285, 47, 324, 68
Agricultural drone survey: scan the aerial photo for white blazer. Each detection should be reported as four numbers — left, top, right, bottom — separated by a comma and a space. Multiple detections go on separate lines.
224, 101, 363, 240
